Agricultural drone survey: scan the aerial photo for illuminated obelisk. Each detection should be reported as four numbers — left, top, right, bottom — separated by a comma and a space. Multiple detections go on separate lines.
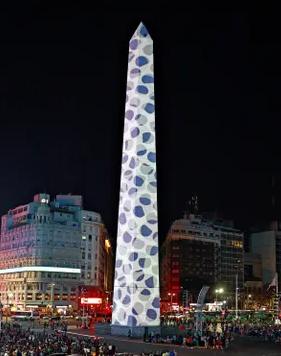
111, 22, 160, 336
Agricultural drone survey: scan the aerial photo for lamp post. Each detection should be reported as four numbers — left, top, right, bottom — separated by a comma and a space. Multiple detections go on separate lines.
81, 287, 86, 319
235, 274, 238, 319
48, 283, 55, 314
247, 294, 252, 309
80, 287, 88, 328
215, 288, 224, 303
168, 292, 176, 312
235, 259, 240, 320
6, 292, 14, 322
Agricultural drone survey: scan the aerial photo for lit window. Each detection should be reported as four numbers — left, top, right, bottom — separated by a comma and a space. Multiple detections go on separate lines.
229, 240, 243, 249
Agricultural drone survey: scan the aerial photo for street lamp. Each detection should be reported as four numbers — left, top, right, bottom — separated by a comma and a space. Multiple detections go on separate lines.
6, 292, 14, 322
215, 288, 224, 302
80, 287, 88, 328
168, 292, 176, 312
47, 283, 55, 313
247, 294, 252, 309
235, 259, 241, 320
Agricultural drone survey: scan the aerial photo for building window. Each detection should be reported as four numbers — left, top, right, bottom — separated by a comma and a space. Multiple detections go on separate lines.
88, 235, 92, 241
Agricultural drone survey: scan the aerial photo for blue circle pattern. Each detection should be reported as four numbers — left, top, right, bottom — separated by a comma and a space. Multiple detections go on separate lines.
136, 56, 149, 67
136, 85, 149, 94
134, 206, 145, 218
142, 75, 154, 83
112, 23, 160, 327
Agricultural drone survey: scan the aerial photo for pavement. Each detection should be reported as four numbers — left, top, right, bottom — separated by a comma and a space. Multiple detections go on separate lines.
66, 327, 281, 355
9, 321, 281, 355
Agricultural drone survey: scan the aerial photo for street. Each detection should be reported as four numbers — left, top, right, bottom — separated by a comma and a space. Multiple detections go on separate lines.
8, 320, 281, 355
67, 327, 281, 355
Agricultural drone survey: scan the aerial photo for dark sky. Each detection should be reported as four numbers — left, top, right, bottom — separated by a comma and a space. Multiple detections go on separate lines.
0, 4, 281, 242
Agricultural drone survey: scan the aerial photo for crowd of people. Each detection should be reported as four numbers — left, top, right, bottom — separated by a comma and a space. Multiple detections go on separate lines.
144, 323, 233, 350
3, 314, 281, 355
238, 324, 281, 343
159, 317, 281, 347
146, 332, 231, 350
0, 323, 116, 356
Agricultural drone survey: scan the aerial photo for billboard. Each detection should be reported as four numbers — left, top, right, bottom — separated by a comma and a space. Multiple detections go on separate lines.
81, 297, 102, 305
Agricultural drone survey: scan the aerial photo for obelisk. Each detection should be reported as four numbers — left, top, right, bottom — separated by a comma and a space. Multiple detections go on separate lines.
111, 22, 160, 337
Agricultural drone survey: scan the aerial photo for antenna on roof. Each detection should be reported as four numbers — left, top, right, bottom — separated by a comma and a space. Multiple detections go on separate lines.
188, 194, 199, 214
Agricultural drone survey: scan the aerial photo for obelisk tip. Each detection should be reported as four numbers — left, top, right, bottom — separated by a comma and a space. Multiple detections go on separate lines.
131, 22, 152, 41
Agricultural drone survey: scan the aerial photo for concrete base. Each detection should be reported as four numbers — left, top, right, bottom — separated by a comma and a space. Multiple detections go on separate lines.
111, 325, 161, 338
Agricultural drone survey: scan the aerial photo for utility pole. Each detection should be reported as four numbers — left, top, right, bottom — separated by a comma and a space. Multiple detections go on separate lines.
182, 290, 189, 309
48, 283, 55, 314
234, 259, 240, 320
274, 273, 280, 323
82, 287, 86, 318
168, 292, 175, 312
80, 287, 87, 328
235, 273, 238, 320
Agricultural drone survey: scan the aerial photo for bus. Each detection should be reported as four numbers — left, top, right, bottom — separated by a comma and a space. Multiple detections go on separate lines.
11, 310, 40, 321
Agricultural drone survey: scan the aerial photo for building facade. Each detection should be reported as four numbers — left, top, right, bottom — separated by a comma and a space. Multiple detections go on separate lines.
0, 194, 113, 311
81, 210, 113, 293
250, 221, 281, 291
0, 193, 82, 310
243, 252, 264, 308
161, 213, 244, 306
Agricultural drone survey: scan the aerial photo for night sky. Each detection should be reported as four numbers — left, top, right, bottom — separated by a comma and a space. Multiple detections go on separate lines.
0, 5, 281, 243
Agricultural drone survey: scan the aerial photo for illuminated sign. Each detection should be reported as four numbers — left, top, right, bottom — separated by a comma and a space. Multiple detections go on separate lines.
0, 266, 81, 275
81, 297, 102, 305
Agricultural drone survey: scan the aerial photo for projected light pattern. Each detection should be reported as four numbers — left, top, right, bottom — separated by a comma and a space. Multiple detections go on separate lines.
112, 22, 160, 327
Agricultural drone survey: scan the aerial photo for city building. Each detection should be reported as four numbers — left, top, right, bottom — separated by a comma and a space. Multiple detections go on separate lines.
0, 193, 82, 311
161, 216, 220, 307
80, 210, 113, 293
161, 212, 244, 307
112, 23, 160, 336
0, 193, 113, 311
244, 252, 264, 308
250, 221, 281, 290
